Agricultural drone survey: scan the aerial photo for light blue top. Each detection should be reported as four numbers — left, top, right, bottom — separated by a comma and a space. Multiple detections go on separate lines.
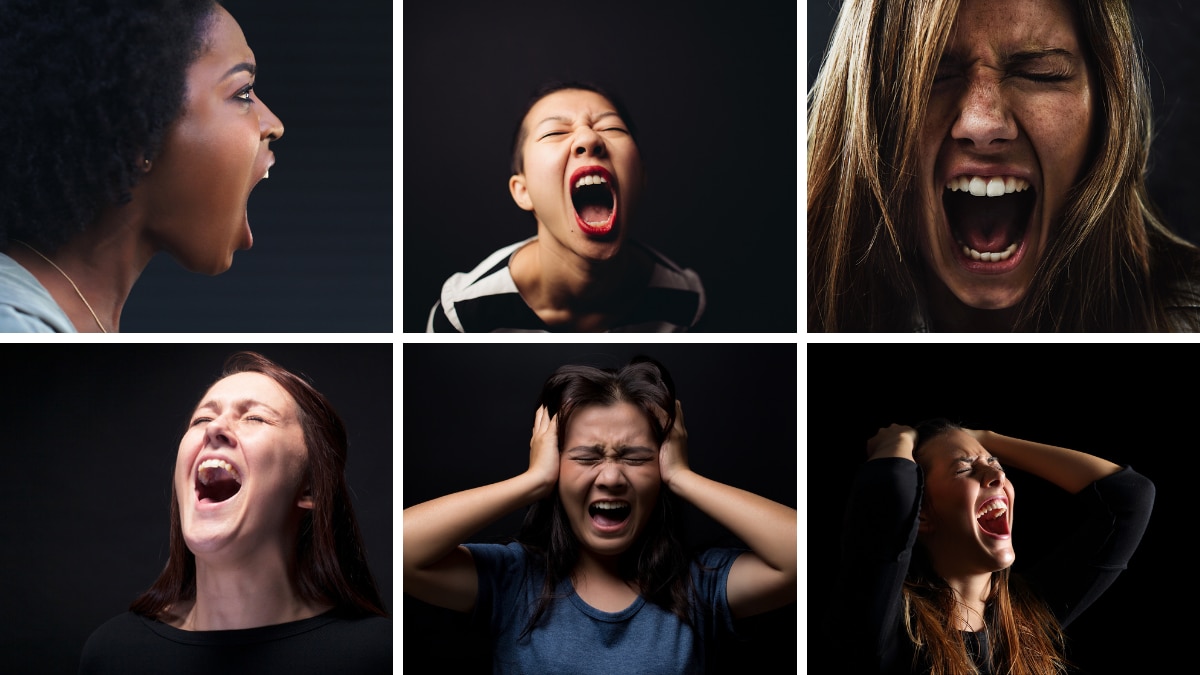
0, 251, 76, 332
464, 542, 743, 674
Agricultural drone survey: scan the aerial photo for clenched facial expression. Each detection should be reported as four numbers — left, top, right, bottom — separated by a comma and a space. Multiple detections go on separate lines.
916, 429, 1016, 577
918, 0, 1094, 309
509, 89, 644, 262
559, 402, 661, 558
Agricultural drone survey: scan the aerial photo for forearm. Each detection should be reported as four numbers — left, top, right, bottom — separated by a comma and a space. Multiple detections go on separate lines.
976, 430, 1122, 494
403, 471, 549, 571
667, 469, 797, 574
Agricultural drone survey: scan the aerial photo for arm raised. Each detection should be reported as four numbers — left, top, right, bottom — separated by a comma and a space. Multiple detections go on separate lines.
969, 429, 1122, 494
402, 406, 560, 613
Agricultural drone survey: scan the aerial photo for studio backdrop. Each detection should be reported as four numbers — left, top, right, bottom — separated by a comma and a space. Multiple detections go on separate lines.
0, 344, 394, 673
402, 342, 799, 671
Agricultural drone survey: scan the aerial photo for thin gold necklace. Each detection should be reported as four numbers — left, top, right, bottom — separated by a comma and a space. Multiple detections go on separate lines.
12, 239, 108, 333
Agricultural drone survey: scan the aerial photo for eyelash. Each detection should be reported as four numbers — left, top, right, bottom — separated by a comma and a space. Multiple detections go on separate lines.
539, 127, 628, 140
235, 83, 255, 103
573, 457, 651, 465
190, 415, 265, 426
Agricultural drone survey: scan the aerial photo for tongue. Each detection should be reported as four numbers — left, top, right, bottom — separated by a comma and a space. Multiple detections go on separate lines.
947, 193, 1024, 252
593, 511, 624, 527
579, 204, 612, 224
978, 512, 1010, 536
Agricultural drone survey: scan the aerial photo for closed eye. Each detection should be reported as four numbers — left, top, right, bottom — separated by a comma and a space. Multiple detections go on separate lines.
190, 417, 212, 426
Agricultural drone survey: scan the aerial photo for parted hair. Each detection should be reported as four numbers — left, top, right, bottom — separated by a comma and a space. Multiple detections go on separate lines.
0, 0, 218, 252
807, 0, 1200, 332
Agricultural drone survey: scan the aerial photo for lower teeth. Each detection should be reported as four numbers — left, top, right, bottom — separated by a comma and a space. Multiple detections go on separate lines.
962, 242, 1017, 262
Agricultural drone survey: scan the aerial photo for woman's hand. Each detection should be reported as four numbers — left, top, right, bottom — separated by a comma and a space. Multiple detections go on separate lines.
866, 423, 918, 461
659, 400, 691, 486
527, 406, 560, 494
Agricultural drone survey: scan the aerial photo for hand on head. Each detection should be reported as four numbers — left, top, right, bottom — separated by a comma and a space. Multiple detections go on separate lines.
658, 400, 689, 485
529, 406, 561, 490
866, 423, 918, 461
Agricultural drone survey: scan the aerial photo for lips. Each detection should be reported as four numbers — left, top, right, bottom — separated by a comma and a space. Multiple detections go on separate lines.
569, 165, 617, 236
976, 496, 1010, 538
588, 499, 631, 532
941, 170, 1037, 275
194, 456, 243, 505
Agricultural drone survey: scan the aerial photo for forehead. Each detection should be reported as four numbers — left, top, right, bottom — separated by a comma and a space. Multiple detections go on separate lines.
564, 402, 654, 443
189, 6, 253, 80
523, 89, 619, 130
949, 0, 1082, 54
199, 372, 294, 410
917, 429, 988, 466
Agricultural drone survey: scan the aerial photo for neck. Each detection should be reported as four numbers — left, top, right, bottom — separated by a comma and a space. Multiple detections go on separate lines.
177, 550, 330, 631
941, 573, 992, 632
510, 230, 649, 330
6, 210, 156, 333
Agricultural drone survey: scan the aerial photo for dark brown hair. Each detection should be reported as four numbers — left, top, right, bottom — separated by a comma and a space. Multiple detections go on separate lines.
129, 351, 387, 620
516, 355, 692, 639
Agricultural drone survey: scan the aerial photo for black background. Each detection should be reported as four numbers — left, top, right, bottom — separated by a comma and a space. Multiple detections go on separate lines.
402, 0, 799, 334
0, 344, 394, 673
121, 0, 393, 333
806, 1, 1200, 248
808, 343, 1188, 674
402, 343, 799, 672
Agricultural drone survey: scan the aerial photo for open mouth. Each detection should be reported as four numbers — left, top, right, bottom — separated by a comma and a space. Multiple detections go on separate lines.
588, 500, 631, 529
195, 458, 242, 504
570, 166, 617, 236
944, 176, 1035, 268
976, 498, 1010, 537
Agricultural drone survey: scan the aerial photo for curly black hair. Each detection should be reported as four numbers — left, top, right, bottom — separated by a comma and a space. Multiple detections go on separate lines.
0, 0, 220, 252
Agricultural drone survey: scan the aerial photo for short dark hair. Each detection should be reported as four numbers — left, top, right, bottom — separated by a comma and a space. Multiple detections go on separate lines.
129, 351, 388, 620
510, 80, 641, 176
0, 0, 219, 252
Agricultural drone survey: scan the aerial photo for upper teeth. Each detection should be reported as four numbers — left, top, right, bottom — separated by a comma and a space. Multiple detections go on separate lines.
198, 458, 241, 485
592, 501, 627, 510
263, 168, 269, 179
977, 500, 1007, 519
574, 175, 607, 189
946, 175, 1030, 197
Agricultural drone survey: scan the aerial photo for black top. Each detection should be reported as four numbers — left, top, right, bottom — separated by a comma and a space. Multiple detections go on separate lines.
834, 460, 1155, 675
78, 608, 391, 675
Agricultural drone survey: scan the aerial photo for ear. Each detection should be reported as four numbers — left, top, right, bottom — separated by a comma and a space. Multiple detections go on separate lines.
509, 174, 534, 211
297, 485, 314, 510
917, 508, 932, 535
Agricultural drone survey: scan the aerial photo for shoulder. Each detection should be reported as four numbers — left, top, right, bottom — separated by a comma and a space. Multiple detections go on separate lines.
428, 238, 540, 333
616, 241, 706, 332
0, 252, 75, 332
463, 541, 530, 572
79, 612, 159, 673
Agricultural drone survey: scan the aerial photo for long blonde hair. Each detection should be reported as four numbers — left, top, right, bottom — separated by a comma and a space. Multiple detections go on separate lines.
807, 0, 1200, 331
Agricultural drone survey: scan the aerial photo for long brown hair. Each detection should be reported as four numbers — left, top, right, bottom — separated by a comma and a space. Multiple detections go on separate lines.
905, 420, 1067, 674
129, 351, 388, 620
807, 0, 1200, 331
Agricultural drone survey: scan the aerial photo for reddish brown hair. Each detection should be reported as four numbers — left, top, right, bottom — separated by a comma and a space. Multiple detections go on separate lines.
130, 351, 387, 619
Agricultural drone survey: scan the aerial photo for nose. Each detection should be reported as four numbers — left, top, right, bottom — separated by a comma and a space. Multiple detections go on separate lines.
950, 71, 1016, 148
204, 416, 238, 449
573, 126, 606, 158
594, 458, 628, 491
983, 465, 1006, 488
259, 96, 285, 142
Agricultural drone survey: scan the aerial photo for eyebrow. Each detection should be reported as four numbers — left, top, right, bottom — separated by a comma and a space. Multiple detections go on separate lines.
567, 445, 656, 455
534, 111, 622, 130
220, 62, 256, 81
1004, 48, 1076, 65
194, 398, 281, 417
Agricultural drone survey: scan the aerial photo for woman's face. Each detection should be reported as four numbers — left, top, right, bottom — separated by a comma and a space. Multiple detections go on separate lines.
142, 5, 285, 275
175, 372, 310, 559
916, 429, 1016, 577
917, 0, 1094, 310
558, 401, 661, 559
509, 89, 644, 262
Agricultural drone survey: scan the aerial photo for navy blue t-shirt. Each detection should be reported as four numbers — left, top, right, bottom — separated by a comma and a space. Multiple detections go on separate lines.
464, 542, 744, 674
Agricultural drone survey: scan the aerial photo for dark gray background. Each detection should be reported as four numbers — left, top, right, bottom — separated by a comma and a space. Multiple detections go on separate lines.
807, 1, 1200, 248
0, 344, 393, 673
403, 0, 799, 333
402, 343, 799, 672
121, 0, 393, 333
809, 343, 1189, 674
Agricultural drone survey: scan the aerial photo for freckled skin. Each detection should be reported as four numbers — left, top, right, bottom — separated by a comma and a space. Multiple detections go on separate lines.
918, 0, 1094, 312
141, 5, 284, 275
